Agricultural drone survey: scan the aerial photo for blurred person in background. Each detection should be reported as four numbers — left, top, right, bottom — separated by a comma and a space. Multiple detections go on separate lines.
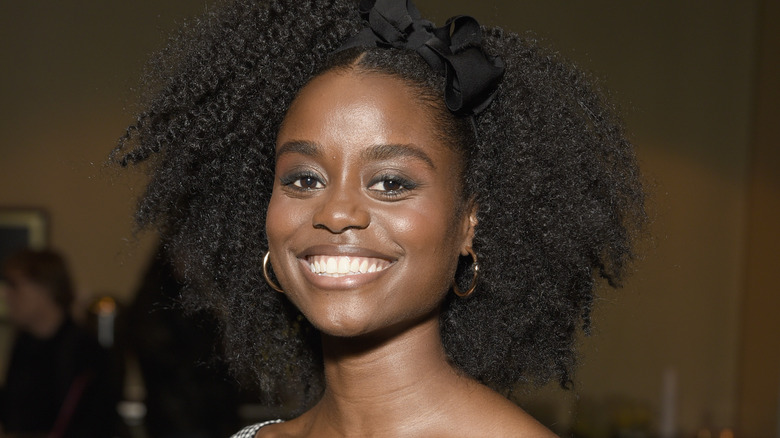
0, 249, 118, 438
125, 246, 240, 438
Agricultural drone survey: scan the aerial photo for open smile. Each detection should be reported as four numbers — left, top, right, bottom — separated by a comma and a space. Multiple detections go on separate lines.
305, 255, 392, 277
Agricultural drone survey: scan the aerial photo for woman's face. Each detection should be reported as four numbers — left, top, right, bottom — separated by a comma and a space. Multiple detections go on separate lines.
266, 70, 476, 338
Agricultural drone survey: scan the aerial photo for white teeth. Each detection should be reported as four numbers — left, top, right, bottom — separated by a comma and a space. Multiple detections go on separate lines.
306, 255, 390, 277
338, 257, 349, 274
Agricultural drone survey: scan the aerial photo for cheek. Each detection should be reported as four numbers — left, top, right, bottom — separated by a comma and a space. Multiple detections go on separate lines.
381, 198, 464, 264
265, 192, 307, 288
392, 190, 462, 237
265, 190, 304, 247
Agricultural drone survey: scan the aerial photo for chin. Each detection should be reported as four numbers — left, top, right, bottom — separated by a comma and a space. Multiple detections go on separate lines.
310, 308, 438, 345
308, 311, 378, 339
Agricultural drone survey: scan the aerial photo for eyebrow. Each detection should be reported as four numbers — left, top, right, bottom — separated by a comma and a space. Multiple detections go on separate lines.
362, 143, 435, 170
276, 140, 322, 159
276, 140, 435, 170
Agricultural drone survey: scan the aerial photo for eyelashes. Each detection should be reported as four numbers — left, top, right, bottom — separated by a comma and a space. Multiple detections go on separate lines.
279, 171, 418, 200
279, 171, 324, 190
367, 174, 417, 198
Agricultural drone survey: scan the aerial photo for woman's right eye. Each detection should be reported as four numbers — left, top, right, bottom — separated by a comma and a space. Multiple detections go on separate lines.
280, 173, 325, 190
293, 176, 323, 189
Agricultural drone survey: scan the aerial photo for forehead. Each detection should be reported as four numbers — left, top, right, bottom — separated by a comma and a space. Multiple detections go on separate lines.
277, 70, 442, 154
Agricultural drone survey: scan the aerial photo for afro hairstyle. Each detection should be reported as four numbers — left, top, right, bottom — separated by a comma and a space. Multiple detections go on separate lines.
114, 0, 647, 408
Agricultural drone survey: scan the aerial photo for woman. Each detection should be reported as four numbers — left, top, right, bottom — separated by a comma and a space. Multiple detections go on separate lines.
114, 0, 647, 435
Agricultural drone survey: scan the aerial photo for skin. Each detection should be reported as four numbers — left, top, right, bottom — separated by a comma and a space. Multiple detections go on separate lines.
262, 69, 556, 437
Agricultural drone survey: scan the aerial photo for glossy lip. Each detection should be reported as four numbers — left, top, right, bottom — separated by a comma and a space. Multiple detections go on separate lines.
296, 245, 397, 290
297, 245, 396, 260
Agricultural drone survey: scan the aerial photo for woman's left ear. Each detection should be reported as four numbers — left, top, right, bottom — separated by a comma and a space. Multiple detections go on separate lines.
459, 200, 478, 256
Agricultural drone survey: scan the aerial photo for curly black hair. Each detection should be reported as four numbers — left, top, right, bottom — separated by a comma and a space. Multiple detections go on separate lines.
113, 0, 647, 409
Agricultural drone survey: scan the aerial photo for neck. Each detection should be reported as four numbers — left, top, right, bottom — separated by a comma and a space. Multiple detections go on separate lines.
312, 314, 466, 434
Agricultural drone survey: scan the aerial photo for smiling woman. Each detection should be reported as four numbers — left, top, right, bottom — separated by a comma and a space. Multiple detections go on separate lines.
268, 71, 473, 340
113, 0, 647, 436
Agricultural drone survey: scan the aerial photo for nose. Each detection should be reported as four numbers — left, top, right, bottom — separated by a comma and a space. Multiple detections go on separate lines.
312, 184, 370, 233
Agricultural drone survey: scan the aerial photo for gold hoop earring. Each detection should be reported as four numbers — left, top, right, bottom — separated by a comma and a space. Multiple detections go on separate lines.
452, 247, 479, 297
263, 252, 285, 293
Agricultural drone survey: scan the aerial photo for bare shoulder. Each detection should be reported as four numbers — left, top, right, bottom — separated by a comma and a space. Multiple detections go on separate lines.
450, 382, 559, 438
253, 419, 295, 438
253, 411, 316, 438
486, 406, 559, 438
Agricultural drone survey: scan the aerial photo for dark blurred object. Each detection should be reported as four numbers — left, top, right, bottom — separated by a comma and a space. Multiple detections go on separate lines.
82, 295, 130, 437
0, 249, 120, 438
125, 246, 240, 438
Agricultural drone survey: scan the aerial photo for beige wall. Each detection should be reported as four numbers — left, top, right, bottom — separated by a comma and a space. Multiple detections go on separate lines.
0, 3, 209, 304
738, 0, 780, 435
0, 1, 775, 436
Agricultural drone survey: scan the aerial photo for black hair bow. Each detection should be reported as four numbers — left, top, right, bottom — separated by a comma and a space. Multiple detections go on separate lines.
338, 0, 505, 116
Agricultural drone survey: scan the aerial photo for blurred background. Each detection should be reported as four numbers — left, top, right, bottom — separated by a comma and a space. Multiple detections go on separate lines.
0, 1, 777, 437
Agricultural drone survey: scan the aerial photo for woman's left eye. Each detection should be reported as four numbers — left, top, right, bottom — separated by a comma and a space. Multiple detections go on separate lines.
370, 180, 402, 191
367, 176, 416, 197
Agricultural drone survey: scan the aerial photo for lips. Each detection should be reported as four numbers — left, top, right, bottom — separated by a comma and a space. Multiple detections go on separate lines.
306, 255, 391, 277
